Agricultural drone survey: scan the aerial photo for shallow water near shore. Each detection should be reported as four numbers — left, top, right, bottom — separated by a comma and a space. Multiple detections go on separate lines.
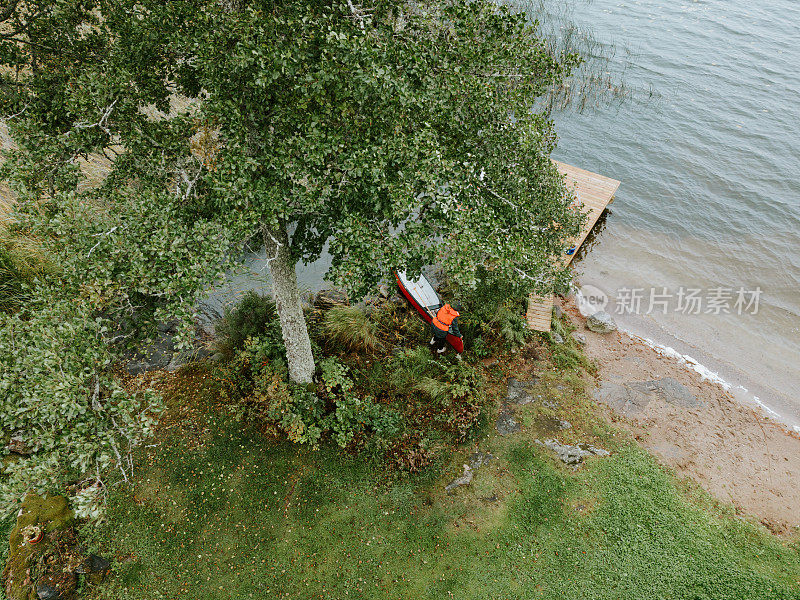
550, 0, 800, 427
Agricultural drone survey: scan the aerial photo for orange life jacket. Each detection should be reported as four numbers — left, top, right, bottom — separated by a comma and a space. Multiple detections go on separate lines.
433, 304, 459, 333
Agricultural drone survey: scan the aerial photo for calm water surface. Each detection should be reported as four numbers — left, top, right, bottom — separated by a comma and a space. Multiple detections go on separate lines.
550, 0, 800, 427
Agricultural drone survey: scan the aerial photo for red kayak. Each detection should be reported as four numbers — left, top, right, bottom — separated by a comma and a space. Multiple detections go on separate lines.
395, 271, 464, 353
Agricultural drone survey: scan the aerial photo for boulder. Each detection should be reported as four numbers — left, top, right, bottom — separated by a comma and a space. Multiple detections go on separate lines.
535, 439, 610, 465
496, 407, 520, 436
595, 377, 701, 417
586, 311, 617, 333
468, 451, 495, 470
571, 332, 587, 345
166, 345, 213, 372
36, 584, 61, 600
445, 464, 474, 493
551, 332, 564, 344
313, 288, 349, 309
506, 378, 538, 405
124, 333, 174, 375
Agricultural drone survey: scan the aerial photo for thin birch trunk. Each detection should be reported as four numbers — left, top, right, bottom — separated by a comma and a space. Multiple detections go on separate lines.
264, 223, 315, 384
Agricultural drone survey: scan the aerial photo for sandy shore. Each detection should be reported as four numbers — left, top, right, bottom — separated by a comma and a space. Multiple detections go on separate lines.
560, 297, 800, 535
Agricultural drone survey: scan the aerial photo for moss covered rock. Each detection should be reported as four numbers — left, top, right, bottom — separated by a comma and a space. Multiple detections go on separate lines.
2, 493, 76, 600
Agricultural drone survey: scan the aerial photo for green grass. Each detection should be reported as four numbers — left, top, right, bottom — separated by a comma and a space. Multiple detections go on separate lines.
81, 370, 800, 600
321, 305, 384, 353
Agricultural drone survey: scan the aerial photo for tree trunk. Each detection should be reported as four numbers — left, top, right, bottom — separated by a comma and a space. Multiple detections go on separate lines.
264, 223, 315, 384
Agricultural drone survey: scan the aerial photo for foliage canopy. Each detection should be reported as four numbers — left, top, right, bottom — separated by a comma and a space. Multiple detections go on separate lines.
0, 0, 582, 508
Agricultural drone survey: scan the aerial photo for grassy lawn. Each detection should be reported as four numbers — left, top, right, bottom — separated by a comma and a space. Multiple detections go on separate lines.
82, 366, 800, 600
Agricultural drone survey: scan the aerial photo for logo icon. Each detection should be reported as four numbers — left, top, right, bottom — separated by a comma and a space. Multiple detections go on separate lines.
576, 283, 609, 314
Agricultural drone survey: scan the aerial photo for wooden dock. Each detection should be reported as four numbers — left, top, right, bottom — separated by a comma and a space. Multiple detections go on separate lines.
526, 161, 620, 332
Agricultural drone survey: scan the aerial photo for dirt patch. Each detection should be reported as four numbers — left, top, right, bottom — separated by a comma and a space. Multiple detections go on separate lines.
560, 297, 800, 535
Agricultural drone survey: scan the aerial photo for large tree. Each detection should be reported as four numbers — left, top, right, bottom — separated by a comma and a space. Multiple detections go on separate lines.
1, 0, 581, 382
0, 0, 581, 504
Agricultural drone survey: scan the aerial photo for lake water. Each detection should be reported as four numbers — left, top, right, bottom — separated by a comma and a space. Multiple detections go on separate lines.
548, 0, 800, 428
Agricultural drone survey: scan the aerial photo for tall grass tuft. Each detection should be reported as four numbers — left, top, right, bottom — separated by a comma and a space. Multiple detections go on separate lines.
0, 225, 53, 312
321, 306, 384, 353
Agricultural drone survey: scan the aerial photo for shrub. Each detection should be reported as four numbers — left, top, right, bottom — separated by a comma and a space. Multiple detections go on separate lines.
220, 350, 400, 451
549, 314, 597, 374
494, 305, 532, 349
388, 348, 484, 441
215, 291, 281, 358
320, 358, 401, 451
321, 305, 383, 353
471, 336, 491, 358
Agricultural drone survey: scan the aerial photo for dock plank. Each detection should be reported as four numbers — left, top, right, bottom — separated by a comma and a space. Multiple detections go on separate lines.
526, 161, 620, 332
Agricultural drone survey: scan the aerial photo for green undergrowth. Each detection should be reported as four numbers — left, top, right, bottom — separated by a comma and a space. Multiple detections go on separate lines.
80, 364, 800, 600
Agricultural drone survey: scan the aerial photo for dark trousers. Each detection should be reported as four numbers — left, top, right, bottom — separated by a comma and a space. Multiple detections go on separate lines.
430, 327, 448, 352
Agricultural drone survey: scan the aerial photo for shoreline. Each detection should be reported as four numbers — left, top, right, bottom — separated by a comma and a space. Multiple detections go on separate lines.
561, 295, 800, 535
573, 284, 800, 435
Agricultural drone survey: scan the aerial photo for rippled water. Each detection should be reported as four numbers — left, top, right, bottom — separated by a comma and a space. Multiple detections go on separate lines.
550, 0, 800, 425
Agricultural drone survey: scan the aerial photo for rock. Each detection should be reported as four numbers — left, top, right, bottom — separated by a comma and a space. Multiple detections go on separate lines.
468, 451, 495, 470
88, 554, 111, 574
480, 494, 499, 504
3, 494, 77, 600
36, 584, 60, 600
209, 352, 225, 363
595, 377, 701, 417
551, 332, 564, 344
558, 420, 572, 430
378, 283, 390, 298
195, 346, 213, 361
75, 554, 111, 575
553, 305, 563, 319
496, 407, 520, 436
535, 439, 610, 465
480, 357, 499, 368
506, 378, 537, 405
124, 333, 175, 375
445, 464, 474, 493
166, 344, 212, 372
156, 319, 180, 334
166, 350, 194, 372
542, 400, 559, 410
584, 444, 610, 457
313, 288, 349, 309
571, 332, 587, 345
586, 311, 617, 334
6, 433, 32, 456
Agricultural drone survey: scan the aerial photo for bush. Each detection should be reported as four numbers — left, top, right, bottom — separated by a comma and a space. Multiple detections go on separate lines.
320, 358, 402, 451
215, 291, 282, 358
388, 348, 484, 441
441, 268, 533, 352
321, 305, 383, 353
495, 305, 532, 349
219, 348, 400, 451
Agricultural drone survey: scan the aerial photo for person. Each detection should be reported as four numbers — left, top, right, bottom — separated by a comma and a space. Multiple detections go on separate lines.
430, 302, 462, 355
